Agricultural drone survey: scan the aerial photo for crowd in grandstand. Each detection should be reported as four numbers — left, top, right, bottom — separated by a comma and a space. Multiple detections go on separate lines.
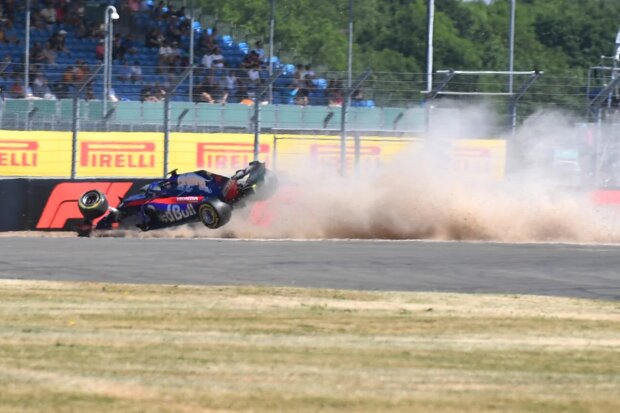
0, 0, 370, 107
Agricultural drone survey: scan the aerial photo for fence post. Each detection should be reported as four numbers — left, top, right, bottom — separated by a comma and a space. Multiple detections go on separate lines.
163, 67, 193, 177
71, 65, 103, 179
340, 69, 371, 175
253, 69, 283, 161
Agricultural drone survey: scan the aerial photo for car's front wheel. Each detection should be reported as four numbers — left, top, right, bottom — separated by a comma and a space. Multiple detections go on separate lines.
198, 199, 232, 229
78, 190, 109, 220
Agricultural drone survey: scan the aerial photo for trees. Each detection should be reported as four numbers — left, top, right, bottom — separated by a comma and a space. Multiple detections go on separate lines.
197, 0, 620, 76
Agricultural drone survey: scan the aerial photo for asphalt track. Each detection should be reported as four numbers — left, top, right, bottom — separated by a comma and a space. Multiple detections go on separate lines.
1, 237, 619, 300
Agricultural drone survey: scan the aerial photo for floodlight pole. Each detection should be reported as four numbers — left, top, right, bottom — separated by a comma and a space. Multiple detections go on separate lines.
188, 0, 195, 102
268, 0, 275, 103
340, 69, 371, 175
508, 0, 516, 94
24, 0, 31, 97
253, 69, 283, 161
347, 0, 353, 89
426, 0, 434, 92
103, 6, 119, 117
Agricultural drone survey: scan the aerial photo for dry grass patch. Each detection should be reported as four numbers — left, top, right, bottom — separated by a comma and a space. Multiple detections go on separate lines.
0, 279, 618, 413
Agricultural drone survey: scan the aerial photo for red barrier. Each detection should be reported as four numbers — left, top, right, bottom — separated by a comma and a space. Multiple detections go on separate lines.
36, 182, 133, 229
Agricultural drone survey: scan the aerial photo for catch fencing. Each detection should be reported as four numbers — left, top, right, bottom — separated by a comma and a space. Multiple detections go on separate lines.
1, 63, 620, 185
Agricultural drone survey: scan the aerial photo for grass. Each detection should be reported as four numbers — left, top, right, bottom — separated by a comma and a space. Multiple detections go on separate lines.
0, 279, 618, 413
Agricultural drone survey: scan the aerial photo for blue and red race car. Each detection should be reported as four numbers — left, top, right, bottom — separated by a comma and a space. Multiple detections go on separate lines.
76, 161, 277, 236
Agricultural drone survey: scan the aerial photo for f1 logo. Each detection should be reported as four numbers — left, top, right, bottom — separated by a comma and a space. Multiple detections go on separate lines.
36, 182, 132, 229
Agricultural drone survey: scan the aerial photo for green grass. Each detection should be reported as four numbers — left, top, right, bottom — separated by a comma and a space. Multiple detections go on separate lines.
0, 280, 618, 412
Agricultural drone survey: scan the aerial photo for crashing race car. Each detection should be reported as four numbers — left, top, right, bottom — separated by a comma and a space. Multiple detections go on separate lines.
76, 161, 277, 237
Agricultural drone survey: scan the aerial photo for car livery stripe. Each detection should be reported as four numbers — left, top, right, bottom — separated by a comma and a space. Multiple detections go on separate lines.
145, 197, 204, 205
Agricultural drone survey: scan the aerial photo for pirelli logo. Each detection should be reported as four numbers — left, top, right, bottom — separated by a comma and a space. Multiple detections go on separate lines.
80, 141, 156, 168
309, 143, 382, 169
0, 140, 39, 167
196, 142, 270, 169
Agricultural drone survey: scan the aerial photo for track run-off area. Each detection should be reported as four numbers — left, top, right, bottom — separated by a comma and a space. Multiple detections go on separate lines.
1, 236, 619, 301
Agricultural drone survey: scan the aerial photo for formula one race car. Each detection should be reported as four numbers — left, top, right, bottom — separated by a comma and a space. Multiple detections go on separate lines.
76, 161, 277, 236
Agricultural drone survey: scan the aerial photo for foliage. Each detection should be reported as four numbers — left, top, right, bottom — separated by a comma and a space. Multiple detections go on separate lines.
196, 0, 620, 75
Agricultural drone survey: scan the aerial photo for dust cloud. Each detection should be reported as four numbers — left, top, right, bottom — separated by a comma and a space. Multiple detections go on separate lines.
111, 105, 620, 243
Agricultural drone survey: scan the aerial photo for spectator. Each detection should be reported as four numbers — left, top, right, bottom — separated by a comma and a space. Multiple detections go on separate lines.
65, 0, 86, 26
49, 30, 68, 52
158, 40, 175, 72
41, 41, 57, 64
294, 63, 306, 85
87, 21, 103, 38
85, 86, 95, 101
95, 39, 104, 60
127, 0, 141, 13
32, 74, 55, 99
2, 0, 16, 26
153, 81, 167, 100
351, 88, 364, 105
327, 79, 343, 107
40, 3, 57, 28
211, 47, 224, 69
30, 42, 46, 64
165, 15, 182, 43
120, 34, 138, 58
9, 75, 24, 98
0, 55, 12, 80
130, 60, 143, 83
74, 19, 89, 39
140, 84, 156, 102
62, 65, 74, 85
145, 28, 163, 48
118, 61, 132, 82
253, 40, 265, 62
57, 65, 75, 97
294, 83, 310, 106
194, 73, 226, 104
293, 64, 309, 106
55, 0, 69, 26
151, 1, 165, 20
247, 63, 261, 91
195, 80, 215, 103
200, 48, 213, 69
31, 9, 47, 32
241, 50, 260, 69
73, 60, 90, 83
0, 22, 18, 45
224, 70, 240, 102
112, 33, 123, 60
198, 28, 217, 55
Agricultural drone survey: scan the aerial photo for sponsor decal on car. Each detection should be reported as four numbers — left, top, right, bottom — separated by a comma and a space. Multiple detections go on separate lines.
159, 204, 197, 223
175, 196, 202, 203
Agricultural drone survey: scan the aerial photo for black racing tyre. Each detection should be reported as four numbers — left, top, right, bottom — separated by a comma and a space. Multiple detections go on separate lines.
78, 190, 109, 220
198, 199, 232, 229
250, 171, 278, 201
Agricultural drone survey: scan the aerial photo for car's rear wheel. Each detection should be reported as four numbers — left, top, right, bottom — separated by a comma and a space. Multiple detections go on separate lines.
78, 190, 109, 220
198, 199, 232, 229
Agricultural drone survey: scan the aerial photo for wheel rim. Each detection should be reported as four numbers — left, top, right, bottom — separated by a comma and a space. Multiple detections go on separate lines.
201, 207, 216, 225
82, 192, 100, 207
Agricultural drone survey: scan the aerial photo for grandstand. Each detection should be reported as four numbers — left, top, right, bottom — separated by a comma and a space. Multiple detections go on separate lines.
0, 0, 378, 107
